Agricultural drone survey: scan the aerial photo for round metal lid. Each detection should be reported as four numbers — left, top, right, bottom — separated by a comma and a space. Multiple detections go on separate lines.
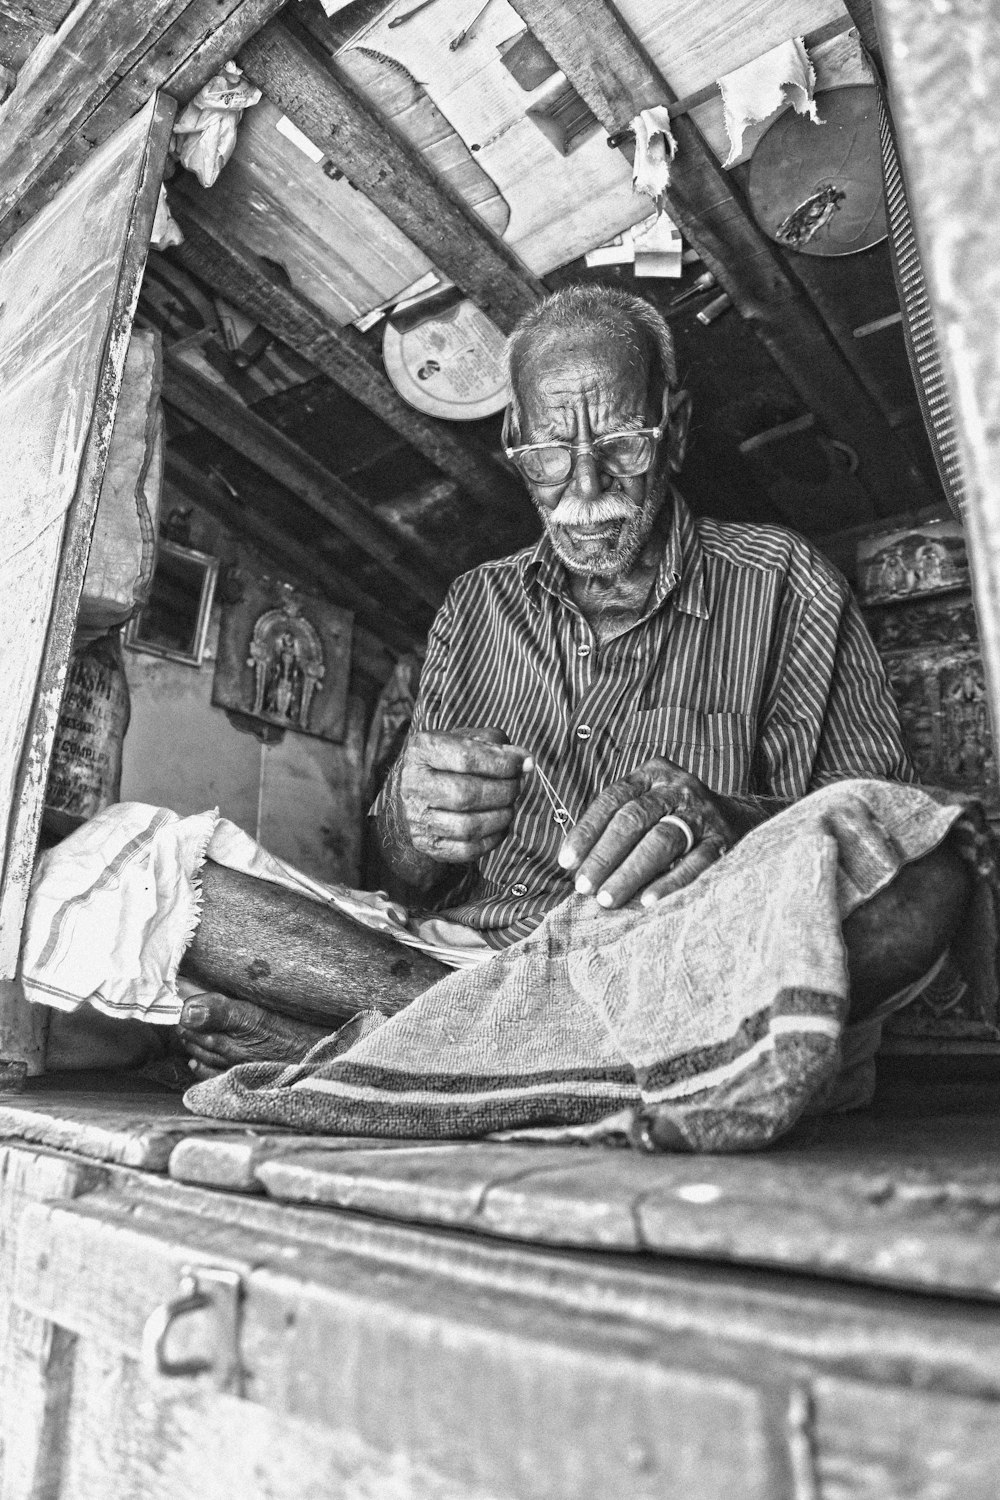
747, 84, 887, 257
382, 297, 508, 420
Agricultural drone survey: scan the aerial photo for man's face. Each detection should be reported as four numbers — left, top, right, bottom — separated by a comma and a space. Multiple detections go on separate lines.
512, 330, 673, 579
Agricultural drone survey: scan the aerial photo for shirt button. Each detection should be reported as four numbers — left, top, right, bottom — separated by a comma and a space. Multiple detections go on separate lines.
576, 642, 591, 658
510, 882, 528, 898
576, 724, 592, 741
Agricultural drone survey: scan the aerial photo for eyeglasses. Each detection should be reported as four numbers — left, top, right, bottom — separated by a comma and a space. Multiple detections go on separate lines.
502, 415, 667, 486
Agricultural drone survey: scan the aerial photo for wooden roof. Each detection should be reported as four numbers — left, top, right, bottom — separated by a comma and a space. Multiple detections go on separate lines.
0, 0, 948, 671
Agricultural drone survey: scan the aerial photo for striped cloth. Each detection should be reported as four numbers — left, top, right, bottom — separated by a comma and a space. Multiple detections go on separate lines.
20, 803, 494, 1026
187, 781, 990, 1151
378, 493, 913, 946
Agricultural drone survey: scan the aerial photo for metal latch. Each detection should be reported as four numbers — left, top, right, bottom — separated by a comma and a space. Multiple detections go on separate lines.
140, 1265, 244, 1395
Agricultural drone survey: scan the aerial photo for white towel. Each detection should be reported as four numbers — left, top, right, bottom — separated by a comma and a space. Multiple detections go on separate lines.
21, 802, 491, 1024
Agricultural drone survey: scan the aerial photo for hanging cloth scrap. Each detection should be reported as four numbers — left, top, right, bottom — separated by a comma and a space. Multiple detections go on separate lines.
720, 37, 821, 167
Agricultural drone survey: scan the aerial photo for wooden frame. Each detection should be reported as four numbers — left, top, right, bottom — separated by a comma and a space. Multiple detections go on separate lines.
0, 95, 174, 1075
871, 0, 1000, 729
125, 541, 219, 668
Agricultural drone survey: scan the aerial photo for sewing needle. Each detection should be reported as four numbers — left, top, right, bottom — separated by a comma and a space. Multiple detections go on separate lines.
449, 0, 494, 49
388, 0, 444, 28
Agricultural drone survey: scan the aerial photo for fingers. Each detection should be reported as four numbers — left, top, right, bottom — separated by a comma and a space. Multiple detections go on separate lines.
421, 769, 523, 813
639, 840, 725, 905
588, 816, 699, 909
557, 776, 642, 873
415, 730, 532, 779
570, 790, 684, 898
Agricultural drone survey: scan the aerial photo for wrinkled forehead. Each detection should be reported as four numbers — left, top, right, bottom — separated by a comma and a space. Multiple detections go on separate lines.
513, 327, 652, 427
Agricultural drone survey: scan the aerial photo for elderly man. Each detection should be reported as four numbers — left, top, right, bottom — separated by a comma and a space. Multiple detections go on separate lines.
165, 284, 970, 1085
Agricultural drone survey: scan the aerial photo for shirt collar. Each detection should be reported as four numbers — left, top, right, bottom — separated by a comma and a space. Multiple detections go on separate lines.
520, 489, 709, 621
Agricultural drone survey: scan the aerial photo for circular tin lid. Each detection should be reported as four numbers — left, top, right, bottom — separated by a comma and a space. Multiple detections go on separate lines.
382, 296, 508, 420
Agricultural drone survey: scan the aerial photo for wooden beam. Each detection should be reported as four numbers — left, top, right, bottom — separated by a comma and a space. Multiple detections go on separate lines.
164, 452, 416, 667
507, 0, 941, 520
841, 1, 883, 66
872, 0, 1000, 718
0, 0, 73, 31
161, 354, 445, 611
237, 15, 544, 335
0, 0, 289, 243
166, 209, 529, 529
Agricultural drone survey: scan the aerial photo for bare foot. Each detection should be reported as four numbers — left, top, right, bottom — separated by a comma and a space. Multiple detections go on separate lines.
178, 992, 331, 1080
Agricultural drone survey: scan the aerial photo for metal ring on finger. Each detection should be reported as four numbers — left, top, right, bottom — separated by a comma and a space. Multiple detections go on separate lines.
656, 812, 695, 857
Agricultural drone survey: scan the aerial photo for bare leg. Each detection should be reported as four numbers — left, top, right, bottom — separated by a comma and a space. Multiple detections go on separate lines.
842, 835, 970, 1024
178, 860, 449, 1076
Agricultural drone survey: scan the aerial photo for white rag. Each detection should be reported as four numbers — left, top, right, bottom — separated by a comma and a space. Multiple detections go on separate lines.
720, 37, 821, 166
21, 803, 491, 1024
631, 106, 678, 208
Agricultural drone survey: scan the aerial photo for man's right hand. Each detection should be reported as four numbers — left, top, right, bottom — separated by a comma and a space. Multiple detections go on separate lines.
398, 727, 531, 865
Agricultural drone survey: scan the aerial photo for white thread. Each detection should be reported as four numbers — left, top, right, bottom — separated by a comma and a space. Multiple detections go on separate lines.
532, 762, 575, 828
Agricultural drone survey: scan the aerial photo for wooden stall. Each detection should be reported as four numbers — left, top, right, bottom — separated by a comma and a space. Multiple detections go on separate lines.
2, 0, 1000, 1494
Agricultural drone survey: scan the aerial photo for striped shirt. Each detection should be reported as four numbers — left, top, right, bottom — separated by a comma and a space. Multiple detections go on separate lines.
389, 492, 913, 947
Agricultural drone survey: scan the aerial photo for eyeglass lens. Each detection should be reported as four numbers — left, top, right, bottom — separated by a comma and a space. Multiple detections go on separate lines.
518, 433, 655, 484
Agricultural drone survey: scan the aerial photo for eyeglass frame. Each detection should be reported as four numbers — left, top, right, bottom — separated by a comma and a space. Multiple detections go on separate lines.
501, 389, 673, 487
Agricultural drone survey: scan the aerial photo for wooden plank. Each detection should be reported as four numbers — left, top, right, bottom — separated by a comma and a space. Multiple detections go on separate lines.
238, 15, 543, 335
255, 1113, 1000, 1297
13, 1192, 788, 1500
0, 0, 290, 245
162, 455, 418, 664
813, 1378, 1000, 1499
169, 207, 529, 526
0, 1142, 103, 1500
13, 1165, 1000, 1496
0, 96, 175, 1075
0, 0, 73, 29
162, 355, 446, 610
842, 0, 884, 66
871, 1, 1000, 736
507, 0, 941, 521
0, 13, 41, 74
0, 1078, 251, 1169
0, 0, 189, 224
169, 1131, 450, 1191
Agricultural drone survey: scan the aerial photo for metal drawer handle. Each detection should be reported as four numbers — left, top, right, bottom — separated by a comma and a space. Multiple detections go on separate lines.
141, 1265, 244, 1395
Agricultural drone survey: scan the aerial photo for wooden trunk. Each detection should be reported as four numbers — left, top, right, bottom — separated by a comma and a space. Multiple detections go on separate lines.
2, 1075, 1000, 1499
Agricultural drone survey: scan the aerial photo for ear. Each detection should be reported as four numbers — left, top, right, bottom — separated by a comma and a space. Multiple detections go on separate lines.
665, 389, 692, 474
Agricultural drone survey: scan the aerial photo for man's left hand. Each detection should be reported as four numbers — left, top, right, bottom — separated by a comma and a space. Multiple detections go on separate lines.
557, 757, 739, 909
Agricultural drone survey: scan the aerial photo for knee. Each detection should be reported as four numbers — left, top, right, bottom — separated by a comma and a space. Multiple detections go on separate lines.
843, 833, 971, 1016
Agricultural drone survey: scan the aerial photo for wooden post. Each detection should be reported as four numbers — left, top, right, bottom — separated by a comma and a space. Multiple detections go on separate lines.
873, 0, 1000, 722
0, 96, 175, 1074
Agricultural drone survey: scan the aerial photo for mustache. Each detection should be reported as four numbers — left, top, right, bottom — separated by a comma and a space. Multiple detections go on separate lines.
547, 494, 635, 527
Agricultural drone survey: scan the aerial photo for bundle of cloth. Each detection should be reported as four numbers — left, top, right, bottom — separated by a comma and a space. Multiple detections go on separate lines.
21, 781, 999, 1152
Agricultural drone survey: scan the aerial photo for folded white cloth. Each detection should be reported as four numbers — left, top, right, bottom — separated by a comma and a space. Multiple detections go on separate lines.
21, 802, 491, 1024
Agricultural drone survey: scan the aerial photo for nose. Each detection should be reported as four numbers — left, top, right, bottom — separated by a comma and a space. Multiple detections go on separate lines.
563, 446, 610, 504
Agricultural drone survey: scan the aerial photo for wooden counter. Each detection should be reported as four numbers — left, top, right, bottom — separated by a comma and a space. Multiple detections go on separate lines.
2, 1073, 1000, 1499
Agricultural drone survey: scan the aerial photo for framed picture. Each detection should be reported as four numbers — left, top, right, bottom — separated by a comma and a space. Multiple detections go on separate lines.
856, 518, 969, 605
125, 541, 218, 666
211, 576, 353, 743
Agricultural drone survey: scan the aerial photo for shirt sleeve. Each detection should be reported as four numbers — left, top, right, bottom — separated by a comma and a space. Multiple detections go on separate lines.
754, 563, 914, 798
368, 589, 454, 817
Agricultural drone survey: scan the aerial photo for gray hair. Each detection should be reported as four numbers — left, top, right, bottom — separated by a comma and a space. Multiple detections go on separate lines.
506, 285, 677, 432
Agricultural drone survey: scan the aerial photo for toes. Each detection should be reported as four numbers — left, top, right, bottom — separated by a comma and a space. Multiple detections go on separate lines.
186, 1058, 221, 1082
179, 1035, 231, 1070
179, 992, 237, 1033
